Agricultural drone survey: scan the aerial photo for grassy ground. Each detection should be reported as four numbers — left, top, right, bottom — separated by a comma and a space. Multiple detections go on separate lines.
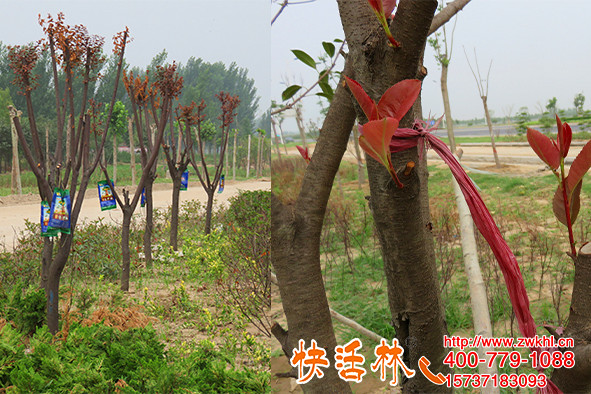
272, 155, 589, 392
0, 190, 271, 392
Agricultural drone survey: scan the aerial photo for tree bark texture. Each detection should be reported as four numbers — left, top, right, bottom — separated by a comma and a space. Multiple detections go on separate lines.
204, 189, 215, 235
441, 64, 456, 152
120, 208, 132, 292
170, 175, 181, 251
552, 242, 591, 392
10, 109, 22, 195
128, 118, 136, 187
352, 124, 365, 189
143, 179, 154, 268
339, 0, 451, 391
272, 59, 357, 393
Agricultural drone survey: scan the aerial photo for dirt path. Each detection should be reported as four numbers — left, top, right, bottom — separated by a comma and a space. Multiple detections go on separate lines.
0, 178, 270, 250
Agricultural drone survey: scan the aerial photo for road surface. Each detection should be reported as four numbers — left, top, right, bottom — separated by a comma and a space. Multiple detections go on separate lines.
0, 179, 270, 250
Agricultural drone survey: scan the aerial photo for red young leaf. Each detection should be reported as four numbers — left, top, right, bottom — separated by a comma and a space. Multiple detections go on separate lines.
526, 128, 560, 169
552, 181, 582, 225
566, 138, 591, 193
377, 79, 421, 121
358, 118, 402, 187
365, 0, 400, 47
296, 145, 311, 164
556, 115, 572, 157
382, 0, 397, 16
345, 76, 378, 121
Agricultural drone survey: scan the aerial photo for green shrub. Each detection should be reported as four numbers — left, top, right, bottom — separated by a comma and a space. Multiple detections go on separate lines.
1, 283, 46, 334
2, 323, 270, 393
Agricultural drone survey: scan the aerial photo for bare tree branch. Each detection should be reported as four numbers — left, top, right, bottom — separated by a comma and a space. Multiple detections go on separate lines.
428, 0, 471, 35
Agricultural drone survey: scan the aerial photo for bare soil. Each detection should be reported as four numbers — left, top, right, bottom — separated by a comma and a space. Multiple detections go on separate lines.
0, 178, 270, 250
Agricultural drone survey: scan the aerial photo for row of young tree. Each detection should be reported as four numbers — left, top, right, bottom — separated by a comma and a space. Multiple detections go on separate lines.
3, 14, 266, 337
0, 39, 265, 169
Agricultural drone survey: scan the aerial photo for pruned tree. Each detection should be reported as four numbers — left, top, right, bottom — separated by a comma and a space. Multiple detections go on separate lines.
272, 0, 471, 391
7, 13, 129, 334
163, 100, 204, 250
189, 92, 240, 234
101, 64, 182, 290
464, 47, 501, 167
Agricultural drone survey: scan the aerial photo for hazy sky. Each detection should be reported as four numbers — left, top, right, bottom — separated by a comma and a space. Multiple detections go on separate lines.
272, 0, 591, 130
0, 0, 270, 117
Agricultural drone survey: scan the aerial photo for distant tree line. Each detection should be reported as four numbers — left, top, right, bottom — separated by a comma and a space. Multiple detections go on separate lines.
0, 43, 263, 171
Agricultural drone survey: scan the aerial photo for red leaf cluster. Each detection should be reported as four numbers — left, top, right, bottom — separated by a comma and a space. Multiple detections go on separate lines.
527, 115, 591, 255
123, 70, 152, 107
39, 12, 106, 73
296, 145, 311, 163
216, 91, 240, 128
175, 100, 206, 127
6, 43, 42, 94
153, 62, 184, 100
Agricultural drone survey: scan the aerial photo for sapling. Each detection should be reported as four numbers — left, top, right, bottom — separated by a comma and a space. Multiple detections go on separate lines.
7, 14, 129, 334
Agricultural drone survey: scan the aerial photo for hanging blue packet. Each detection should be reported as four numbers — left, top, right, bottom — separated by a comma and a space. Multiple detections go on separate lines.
141, 188, 146, 207
180, 170, 189, 191
98, 180, 116, 211
218, 174, 225, 194
48, 188, 71, 234
41, 201, 59, 237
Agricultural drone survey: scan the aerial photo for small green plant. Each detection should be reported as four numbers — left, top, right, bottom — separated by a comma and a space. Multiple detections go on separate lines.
2, 283, 46, 334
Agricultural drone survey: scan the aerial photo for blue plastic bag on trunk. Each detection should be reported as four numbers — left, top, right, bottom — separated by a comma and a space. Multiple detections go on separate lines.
48, 188, 71, 234
180, 170, 189, 191
41, 201, 59, 237
141, 188, 146, 207
98, 180, 116, 211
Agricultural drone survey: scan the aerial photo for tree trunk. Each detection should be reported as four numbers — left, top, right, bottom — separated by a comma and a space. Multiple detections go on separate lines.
40, 238, 53, 290
482, 96, 501, 167
552, 242, 591, 392
441, 63, 456, 151
143, 179, 154, 268
247, 134, 251, 178
232, 132, 237, 180
113, 134, 118, 184
452, 177, 498, 389
295, 105, 307, 149
120, 208, 132, 291
170, 174, 181, 251
442, 56, 497, 389
10, 110, 22, 195
225, 134, 229, 175
45, 235, 74, 334
204, 189, 215, 235
128, 118, 136, 187
352, 124, 364, 189
257, 133, 262, 178
341, 0, 451, 391
272, 117, 283, 162
272, 60, 357, 393
45, 262, 61, 334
